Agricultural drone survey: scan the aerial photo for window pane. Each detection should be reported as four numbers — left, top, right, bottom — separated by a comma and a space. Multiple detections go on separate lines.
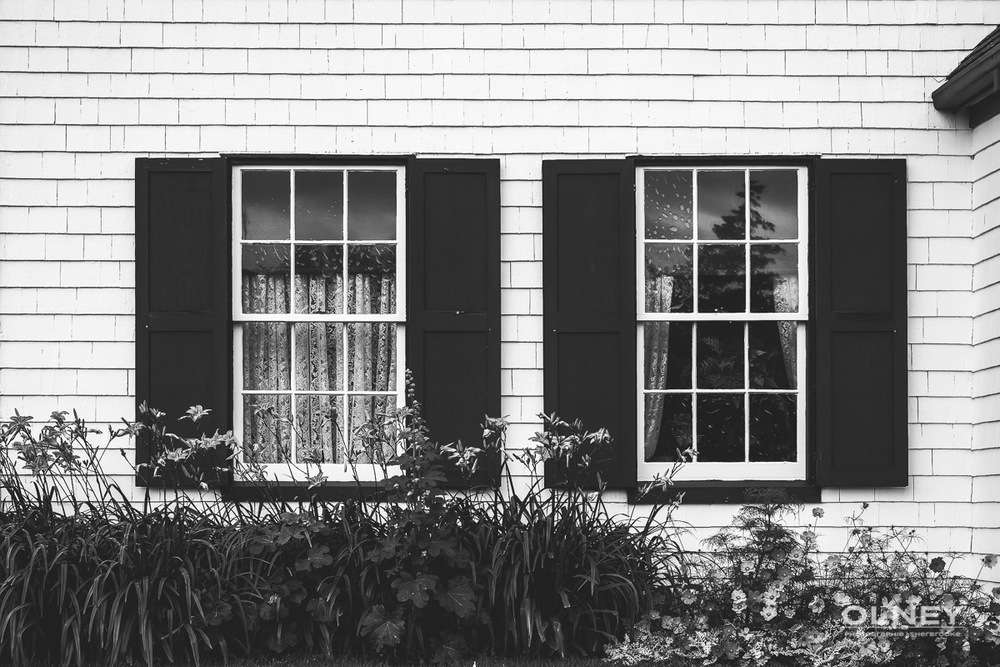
348, 171, 396, 240
347, 395, 398, 464
347, 323, 397, 392
697, 171, 744, 240
294, 323, 345, 392
696, 393, 744, 462
348, 245, 397, 314
294, 245, 344, 314
750, 394, 796, 462
644, 322, 692, 390
697, 322, 744, 389
644, 393, 691, 462
242, 171, 290, 240
645, 244, 692, 313
243, 394, 292, 464
698, 244, 745, 313
243, 322, 290, 390
749, 321, 796, 390
296, 395, 343, 464
296, 170, 344, 241
242, 244, 290, 314
750, 170, 798, 240
645, 170, 692, 240
751, 243, 799, 313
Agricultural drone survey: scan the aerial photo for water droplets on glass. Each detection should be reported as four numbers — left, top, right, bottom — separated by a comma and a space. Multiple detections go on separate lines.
645, 170, 693, 240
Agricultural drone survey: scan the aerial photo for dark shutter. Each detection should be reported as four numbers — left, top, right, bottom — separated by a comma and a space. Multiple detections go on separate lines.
135, 158, 231, 487
407, 158, 501, 487
542, 160, 637, 488
814, 159, 907, 487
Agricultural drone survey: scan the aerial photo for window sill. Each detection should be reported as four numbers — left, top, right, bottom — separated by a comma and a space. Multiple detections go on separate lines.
627, 480, 821, 505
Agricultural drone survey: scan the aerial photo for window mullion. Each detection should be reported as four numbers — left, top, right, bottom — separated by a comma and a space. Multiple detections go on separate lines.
289, 169, 297, 465
692, 169, 700, 315
691, 321, 698, 461
744, 169, 751, 313
744, 322, 750, 464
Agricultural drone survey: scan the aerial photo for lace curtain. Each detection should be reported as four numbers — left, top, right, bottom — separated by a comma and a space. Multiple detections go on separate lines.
242, 268, 396, 465
644, 276, 674, 460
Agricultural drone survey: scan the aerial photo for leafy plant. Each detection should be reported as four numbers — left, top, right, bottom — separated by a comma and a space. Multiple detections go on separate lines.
606, 491, 1000, 667
0, 394, 687, 666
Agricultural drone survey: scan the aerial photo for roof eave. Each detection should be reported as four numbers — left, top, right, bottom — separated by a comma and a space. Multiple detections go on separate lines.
933, 49, 1000, 113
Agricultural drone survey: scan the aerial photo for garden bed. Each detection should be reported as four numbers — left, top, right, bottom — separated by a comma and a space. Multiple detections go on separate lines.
1, 405, 998, 667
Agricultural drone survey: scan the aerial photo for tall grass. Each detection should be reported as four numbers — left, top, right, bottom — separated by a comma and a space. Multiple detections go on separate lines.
0, 406, 686, 666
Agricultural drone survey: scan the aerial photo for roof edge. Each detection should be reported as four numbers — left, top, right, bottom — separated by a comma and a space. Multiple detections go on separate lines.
933, 46, 1000, 113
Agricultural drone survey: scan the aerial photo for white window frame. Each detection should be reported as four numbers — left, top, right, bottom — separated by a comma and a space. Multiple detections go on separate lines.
636, 165, 809, 482
231, 164, 406, 483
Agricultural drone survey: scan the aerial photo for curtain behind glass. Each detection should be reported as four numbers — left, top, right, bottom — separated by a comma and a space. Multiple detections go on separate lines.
243, 273, 291, 462
242, 267, 397, 466
643, 276, 674, 459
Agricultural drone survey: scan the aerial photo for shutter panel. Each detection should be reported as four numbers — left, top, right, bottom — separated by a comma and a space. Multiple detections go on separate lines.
542, 160, 637, 488
407, 158, 501, 487
814, 159, 907, 487
135, 158, 231, 487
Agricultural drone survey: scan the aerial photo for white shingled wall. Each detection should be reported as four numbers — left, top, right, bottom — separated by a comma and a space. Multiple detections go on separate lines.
972, 112, 1000, 562
0, 0, 996, 558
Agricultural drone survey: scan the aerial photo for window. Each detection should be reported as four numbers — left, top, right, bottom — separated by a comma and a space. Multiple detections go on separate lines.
637, 166, 808, 482
232, 166, 405, 481
135, 157, 500, 492
543, 158, 907, 496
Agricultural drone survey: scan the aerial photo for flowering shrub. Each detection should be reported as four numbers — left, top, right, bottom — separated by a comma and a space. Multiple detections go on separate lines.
0, 399, 684, 666
125, 401, 235, 488
606, 492, 1000, 667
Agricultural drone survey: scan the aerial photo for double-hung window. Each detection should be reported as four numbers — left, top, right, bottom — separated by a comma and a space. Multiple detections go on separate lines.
232, 166, 405, 481
637, 166, 808, 482
543, 158, 907, 496
135, 157, 500, 492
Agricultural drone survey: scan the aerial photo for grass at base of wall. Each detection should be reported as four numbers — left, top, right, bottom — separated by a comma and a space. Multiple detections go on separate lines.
100, 657, 608, 667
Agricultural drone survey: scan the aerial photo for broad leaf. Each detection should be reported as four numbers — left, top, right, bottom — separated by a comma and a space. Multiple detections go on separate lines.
436, 576, 477, 619
360, 605, 404, 653
295, 544, 334, 571
391, 572, 439, 608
